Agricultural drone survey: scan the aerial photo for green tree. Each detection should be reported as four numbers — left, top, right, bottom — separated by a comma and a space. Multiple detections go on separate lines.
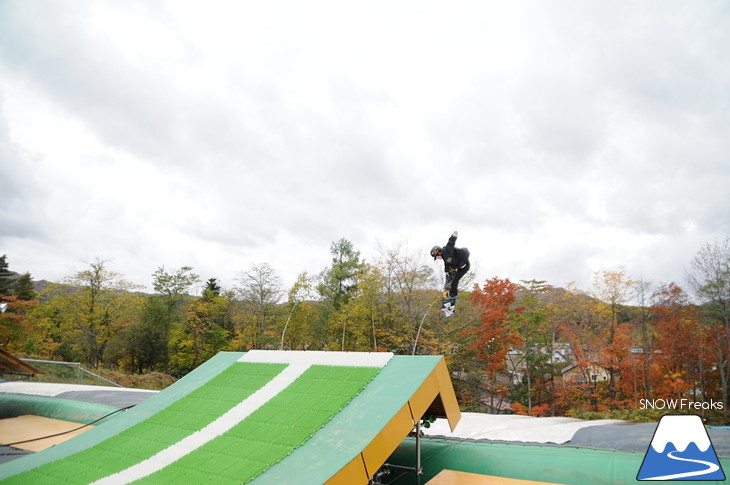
15, 272, 36, 301
152, 265, 200, 315
202, 278, 222, 301
509, 280, 559, 416
318, 238, 362, 310
330, 264, 384, 351
0, 255, 14, 295
151, 265, 200, 371
357, 266, 386, 352
152, 265, 200, 317
122, 295, 169, 373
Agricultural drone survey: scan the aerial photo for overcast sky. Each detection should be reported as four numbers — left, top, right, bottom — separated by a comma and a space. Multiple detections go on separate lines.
1, 1, 728, 297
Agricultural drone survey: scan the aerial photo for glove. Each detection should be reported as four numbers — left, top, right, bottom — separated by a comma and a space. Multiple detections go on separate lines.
449, 267, 458, 273
452, 230, 458, 237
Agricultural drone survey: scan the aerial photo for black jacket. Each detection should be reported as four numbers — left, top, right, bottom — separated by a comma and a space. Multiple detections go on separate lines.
441, 234, 470, 273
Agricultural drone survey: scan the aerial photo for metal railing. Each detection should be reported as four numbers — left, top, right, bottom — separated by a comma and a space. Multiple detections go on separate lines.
19, 358, 123, 387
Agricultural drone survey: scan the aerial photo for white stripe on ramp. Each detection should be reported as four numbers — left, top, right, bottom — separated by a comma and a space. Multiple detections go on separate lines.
91, 351, 391, 484
91, 363, 309, 485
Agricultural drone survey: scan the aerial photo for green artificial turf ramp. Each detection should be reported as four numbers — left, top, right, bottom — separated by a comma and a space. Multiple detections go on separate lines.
139, 365, 379, 484
1, 362, 286, 485
251, 355, 444, 484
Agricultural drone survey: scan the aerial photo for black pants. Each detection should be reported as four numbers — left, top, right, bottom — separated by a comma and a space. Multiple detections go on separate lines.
444, 262, 470, 298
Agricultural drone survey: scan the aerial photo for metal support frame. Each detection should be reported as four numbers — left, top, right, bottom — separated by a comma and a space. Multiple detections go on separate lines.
374, 419, 424, 485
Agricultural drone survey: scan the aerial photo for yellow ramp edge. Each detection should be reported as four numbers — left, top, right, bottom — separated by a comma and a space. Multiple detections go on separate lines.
326, 356, 461, 485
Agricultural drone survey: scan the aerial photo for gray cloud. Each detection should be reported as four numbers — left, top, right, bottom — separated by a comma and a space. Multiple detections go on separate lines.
1, 1, 728, 293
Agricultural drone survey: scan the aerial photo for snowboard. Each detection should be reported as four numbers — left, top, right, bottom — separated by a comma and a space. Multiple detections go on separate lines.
441, 292, 456, 317
441, 273, 457, 317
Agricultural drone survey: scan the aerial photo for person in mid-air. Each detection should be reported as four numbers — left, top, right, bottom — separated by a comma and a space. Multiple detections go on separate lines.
430, 230, 470, 300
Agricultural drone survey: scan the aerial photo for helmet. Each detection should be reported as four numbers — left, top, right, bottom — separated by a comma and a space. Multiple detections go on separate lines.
430, 246, 442, 260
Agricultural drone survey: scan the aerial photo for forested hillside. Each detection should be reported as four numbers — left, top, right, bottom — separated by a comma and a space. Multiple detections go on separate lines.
2, 238, 729, 423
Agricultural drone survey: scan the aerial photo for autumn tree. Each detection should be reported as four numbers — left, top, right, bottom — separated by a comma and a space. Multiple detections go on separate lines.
280, 271, 318, 350
234, 263, 283, 349
0, 295, 38, 353
631, 278, 655, 403
462, 277, 522, 413
546, 284, 605, 413
375, 241, 435, 354
41, 259, 142, 367
592, 267, 636, 406
0, 258, 38, 352
651, 283, 709, 402
175, 294, 230, 373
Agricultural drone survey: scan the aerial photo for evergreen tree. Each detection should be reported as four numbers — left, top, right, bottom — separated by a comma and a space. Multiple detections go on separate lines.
15, 272, 36, 301
317, 238, 362, 310
0, 255, 14, 296
202, 277, 222, 301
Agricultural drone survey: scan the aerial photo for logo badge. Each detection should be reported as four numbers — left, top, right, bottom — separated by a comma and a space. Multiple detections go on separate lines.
637, 415, 725, 481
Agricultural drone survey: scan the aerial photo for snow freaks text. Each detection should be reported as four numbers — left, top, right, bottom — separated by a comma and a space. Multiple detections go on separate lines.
639, 399, 724, 411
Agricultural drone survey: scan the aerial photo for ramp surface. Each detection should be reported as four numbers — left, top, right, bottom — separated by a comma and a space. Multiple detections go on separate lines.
0, 351, 460, 485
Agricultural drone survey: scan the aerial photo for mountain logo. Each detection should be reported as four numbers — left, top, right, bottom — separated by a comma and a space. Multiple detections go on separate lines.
637, 414, 725, 481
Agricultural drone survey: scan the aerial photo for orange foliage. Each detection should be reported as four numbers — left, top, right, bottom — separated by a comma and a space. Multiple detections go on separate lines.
465, 278, 523, 374
512, 402, 551, 417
